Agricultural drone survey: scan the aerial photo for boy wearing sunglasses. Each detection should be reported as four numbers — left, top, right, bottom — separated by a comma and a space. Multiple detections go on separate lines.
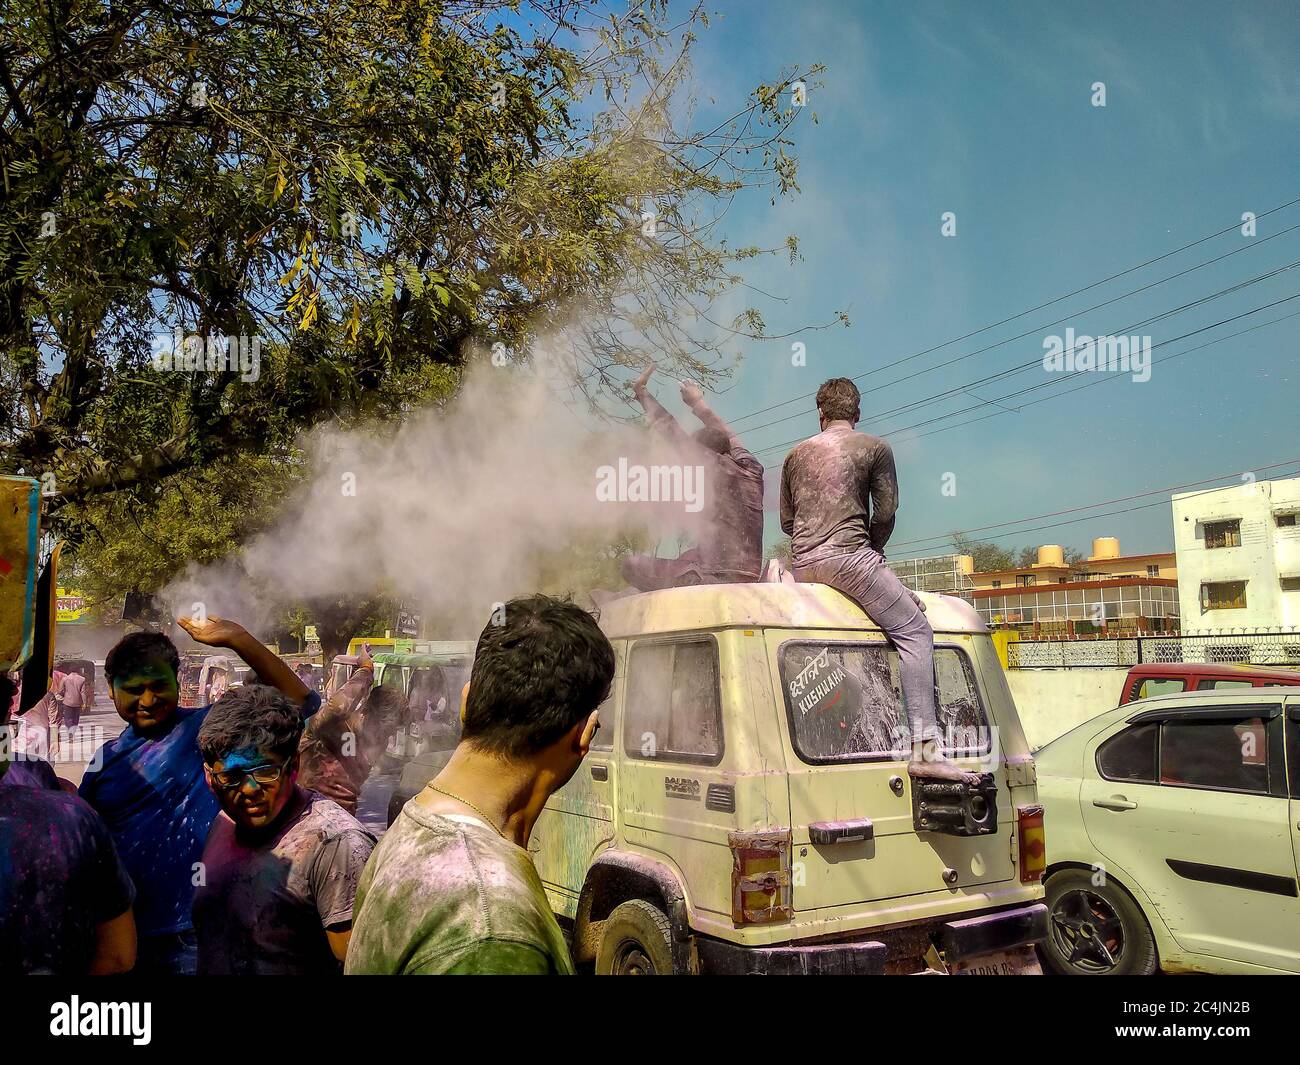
80, 615, 320, 976
193, 684, 375, 975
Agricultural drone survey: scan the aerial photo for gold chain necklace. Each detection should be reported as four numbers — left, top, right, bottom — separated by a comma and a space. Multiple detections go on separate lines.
427, 784, 506, 839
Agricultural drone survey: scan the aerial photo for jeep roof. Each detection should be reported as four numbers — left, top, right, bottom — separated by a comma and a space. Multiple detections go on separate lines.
596, 582, 988, 639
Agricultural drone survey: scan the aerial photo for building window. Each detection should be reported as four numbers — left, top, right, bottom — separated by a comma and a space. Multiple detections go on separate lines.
1201, 580, 1247, 611
1016, 574, 1036, 587
991, 580, 1001, 589
1277, 513, 1297, 528
1282, 577, 1300, 592
1147, 564, 1160, 577
1203, 519, 1241, 549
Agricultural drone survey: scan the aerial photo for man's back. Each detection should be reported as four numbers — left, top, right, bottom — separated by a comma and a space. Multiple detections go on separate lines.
0, 786, 135, 975
698, 446, 765, 578
59, 671, 87, 707
780, 424, 899, 566
345, 801, 573, 975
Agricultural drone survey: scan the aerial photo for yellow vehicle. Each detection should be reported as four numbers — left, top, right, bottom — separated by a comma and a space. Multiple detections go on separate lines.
526, 581, 1048, 975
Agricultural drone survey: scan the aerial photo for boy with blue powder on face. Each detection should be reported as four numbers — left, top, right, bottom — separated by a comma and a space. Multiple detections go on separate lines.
79, 615, 320, 975
193, 684, 376, 974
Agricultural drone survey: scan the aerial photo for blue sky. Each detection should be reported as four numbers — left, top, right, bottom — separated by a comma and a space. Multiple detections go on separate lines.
635, 0, 1300, 561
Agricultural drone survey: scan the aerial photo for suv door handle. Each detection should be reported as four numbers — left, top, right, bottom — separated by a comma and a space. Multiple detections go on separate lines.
1092, 797, 1138, 811
589, 764, 608, 782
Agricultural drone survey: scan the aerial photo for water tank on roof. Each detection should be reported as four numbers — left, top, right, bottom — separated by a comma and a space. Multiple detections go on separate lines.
1089, 537, 1120, 561
1035, 544, 1064, 567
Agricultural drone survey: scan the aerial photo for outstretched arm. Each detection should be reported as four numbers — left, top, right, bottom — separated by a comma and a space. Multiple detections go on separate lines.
178, 615, 313, 706
680, 380, 733, 438
631, 364, 691, 448
682, 380, 763, 474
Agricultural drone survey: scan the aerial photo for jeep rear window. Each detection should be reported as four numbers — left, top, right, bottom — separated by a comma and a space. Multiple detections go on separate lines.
624, 639, 722, 765
778, 642, 989, 764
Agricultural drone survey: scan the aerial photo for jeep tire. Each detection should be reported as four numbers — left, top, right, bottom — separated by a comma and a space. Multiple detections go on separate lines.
1040, 869, 1158, 976
596, 899, 675, 975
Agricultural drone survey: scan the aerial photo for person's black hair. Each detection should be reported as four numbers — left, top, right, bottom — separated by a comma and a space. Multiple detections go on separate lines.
815, 377, 861, 423
363, 684, 408, 727
197, 684, 303, 764
463, 595, 614, 759
692, 427, 730, 455
105, 631, 180, 683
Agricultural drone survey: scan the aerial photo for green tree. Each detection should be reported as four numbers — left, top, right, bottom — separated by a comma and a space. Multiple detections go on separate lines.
1, 1, 833, 531
950, 532, 1015, 574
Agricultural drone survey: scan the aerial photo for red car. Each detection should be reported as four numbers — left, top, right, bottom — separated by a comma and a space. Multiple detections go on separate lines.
1120, 661, 1300, 704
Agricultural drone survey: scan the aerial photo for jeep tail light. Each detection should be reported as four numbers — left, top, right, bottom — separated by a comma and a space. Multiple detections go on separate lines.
1017, 805, 1046, 883
728, 830, 793, 926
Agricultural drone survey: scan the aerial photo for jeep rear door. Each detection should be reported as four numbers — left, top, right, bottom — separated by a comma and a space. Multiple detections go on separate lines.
767, 631, 1016, 927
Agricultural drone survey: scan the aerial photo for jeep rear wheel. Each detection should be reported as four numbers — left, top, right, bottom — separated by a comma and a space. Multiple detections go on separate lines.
596, 899, 674, 975
1040, 869, 1157, 976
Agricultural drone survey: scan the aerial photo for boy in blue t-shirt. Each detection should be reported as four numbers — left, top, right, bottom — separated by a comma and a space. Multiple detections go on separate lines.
80, 615, 320, 975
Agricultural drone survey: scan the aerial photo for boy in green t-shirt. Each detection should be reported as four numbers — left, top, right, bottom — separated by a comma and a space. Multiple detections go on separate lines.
345, 595, 614, 975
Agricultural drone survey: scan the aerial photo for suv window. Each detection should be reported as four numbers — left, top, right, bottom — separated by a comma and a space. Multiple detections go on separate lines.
1097, 723, 1158, 782
1131, 676, 1186, 700
779, 642, 988, 763
624, 639, 721, 764
592, 660, 618, 752
1195, 678, 1254, 691
1160, 717, 1269, 794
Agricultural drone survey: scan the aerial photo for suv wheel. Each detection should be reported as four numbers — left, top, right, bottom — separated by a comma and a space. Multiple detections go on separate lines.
596, 899, 674, 975
1040, 870, 1157, 975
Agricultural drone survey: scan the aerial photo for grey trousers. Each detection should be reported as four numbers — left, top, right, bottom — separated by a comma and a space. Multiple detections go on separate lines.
794, 549, 941, 746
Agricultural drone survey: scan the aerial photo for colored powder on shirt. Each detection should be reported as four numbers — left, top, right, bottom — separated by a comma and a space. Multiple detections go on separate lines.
345, 803, 574, 975
79, 689, 321, 937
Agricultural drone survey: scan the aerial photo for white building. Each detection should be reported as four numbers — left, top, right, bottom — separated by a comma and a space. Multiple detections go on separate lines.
1172, 475, 1300, 632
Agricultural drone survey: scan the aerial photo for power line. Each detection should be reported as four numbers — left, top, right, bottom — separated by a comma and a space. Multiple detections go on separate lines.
880, 288, 1300, 439
728, 195, 1300, 427
905, 304, 1300, 443
885, 465, 1300, 564
737, 221, 1300, 440
889, 457, 1300, 552
754, 274, 1300, 457
862, 257, 1300, 429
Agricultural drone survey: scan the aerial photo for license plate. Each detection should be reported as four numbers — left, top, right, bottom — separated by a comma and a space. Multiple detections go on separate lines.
952, 945, 1042, 976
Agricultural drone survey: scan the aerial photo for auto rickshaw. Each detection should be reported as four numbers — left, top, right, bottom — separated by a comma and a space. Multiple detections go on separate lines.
177, 652, 238, 708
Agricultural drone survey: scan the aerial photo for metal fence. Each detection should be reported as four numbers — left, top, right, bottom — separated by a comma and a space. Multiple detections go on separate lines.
1005, 630, 1300, 669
